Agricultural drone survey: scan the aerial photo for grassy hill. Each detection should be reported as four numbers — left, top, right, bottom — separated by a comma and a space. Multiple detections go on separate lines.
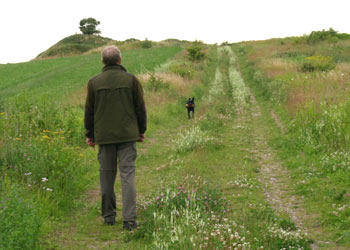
0, 31, 349, 249
36, 34, 113, 59
35, 34, 188, 60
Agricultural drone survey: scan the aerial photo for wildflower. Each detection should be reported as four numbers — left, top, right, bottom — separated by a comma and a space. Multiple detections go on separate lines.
79, 154, 84, 157
43, 130, 50, 133
15, 138, 21, 140
41, 177, 48, 182
24, 172, 32, 176
28, 184, 32, 187
42, 135, 50, 139
0, 112, 5, 115
46, 188, 53, 192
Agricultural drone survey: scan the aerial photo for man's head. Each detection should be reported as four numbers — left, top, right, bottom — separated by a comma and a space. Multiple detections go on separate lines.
101, 46, 122, 66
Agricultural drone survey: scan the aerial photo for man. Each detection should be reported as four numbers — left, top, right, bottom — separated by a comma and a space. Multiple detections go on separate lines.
84, 46, 147, 230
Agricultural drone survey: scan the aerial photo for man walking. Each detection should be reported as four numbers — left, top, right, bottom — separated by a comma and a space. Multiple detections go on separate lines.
84, 46, 147, 230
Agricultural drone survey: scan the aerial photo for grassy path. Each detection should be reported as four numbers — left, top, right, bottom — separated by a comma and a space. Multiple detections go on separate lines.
48, 46, 341, 249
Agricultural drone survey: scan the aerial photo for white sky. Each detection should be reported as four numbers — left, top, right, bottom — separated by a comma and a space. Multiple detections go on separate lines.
1, 0, 349, 64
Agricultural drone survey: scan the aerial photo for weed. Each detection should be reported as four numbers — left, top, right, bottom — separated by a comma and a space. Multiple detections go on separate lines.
301, 56, 335, 72
125, 176, 251, 249
169, 63, 194, 78
172, 126, 214, 153
0, 182, 42, 249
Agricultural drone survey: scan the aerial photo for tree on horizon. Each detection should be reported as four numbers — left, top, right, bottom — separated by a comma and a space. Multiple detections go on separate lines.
79, 17, 101, 35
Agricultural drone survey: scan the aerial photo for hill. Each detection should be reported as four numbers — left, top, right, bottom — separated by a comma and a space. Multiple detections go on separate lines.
35, 34, 189, 60
36, 34, 112, 59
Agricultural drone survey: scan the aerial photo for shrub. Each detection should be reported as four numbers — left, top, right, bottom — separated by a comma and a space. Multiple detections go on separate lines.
294, 28, 347, 44
307, 28, 338, 44
145, 73, 169, 91
301, 56, 335, 72
187, 42, 205, 61
142, 38, 153, 49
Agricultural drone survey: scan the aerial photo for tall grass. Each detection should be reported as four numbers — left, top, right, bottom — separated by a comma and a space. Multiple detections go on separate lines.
0, 46, 183, 248
235, 35, 350, 245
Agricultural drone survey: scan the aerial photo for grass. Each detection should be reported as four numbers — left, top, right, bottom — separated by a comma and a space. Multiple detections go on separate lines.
45, 45, 312, 249
0, 46, 183, 249
2, 31, 349, 248
234, 32, 350, 246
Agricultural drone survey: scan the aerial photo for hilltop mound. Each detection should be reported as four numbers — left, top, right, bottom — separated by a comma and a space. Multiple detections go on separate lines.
36, 34, 112, 59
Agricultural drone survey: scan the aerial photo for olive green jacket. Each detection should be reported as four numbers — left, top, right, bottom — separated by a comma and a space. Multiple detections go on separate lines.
84, 64, 147, 144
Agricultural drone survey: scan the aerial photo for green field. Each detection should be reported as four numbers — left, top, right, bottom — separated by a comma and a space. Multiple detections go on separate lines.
0, 33, 349, 249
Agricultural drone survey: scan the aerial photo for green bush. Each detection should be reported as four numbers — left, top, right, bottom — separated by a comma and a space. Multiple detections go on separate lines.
142, 39, 153, 49
294, 28, 350, 45
145, 73, 169, 92
307, 28, 338, 44
187, 42, 205, 61
301, 56, 335, 72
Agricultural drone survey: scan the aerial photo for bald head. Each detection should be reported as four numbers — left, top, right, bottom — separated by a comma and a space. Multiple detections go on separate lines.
102, 46, 122, 66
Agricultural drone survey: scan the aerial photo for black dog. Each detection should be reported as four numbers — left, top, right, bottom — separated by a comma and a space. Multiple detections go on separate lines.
186, 97, 195, 119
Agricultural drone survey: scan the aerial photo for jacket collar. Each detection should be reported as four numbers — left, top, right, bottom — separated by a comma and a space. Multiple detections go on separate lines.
102, 64, 128, 72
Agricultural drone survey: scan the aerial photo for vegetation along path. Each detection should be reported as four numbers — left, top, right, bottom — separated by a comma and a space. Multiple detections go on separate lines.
49, 47, 309, 249
2, 33, 349, 249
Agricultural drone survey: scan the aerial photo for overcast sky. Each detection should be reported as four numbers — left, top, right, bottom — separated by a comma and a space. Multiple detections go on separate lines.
1, 0, 349, 64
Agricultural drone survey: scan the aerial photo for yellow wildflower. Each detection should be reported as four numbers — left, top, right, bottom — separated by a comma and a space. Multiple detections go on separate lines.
43, 130, 50, 133
15, 138, 21, 140
79, 154, 84, 157
42, 135, 50, 139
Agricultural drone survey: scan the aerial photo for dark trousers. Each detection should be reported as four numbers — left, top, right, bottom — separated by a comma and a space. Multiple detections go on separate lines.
98, 142, 137, 222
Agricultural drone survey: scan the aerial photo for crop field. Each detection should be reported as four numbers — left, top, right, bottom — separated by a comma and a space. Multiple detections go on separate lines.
0, 33, 349, 249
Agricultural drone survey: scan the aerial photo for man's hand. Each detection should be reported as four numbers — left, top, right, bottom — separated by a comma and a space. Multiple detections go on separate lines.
137, 134, 145, 143
86, 138, 96, 150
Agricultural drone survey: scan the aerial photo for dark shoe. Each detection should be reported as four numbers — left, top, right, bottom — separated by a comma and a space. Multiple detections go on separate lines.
104, 217, 115, 226
123, 221, 139, 230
